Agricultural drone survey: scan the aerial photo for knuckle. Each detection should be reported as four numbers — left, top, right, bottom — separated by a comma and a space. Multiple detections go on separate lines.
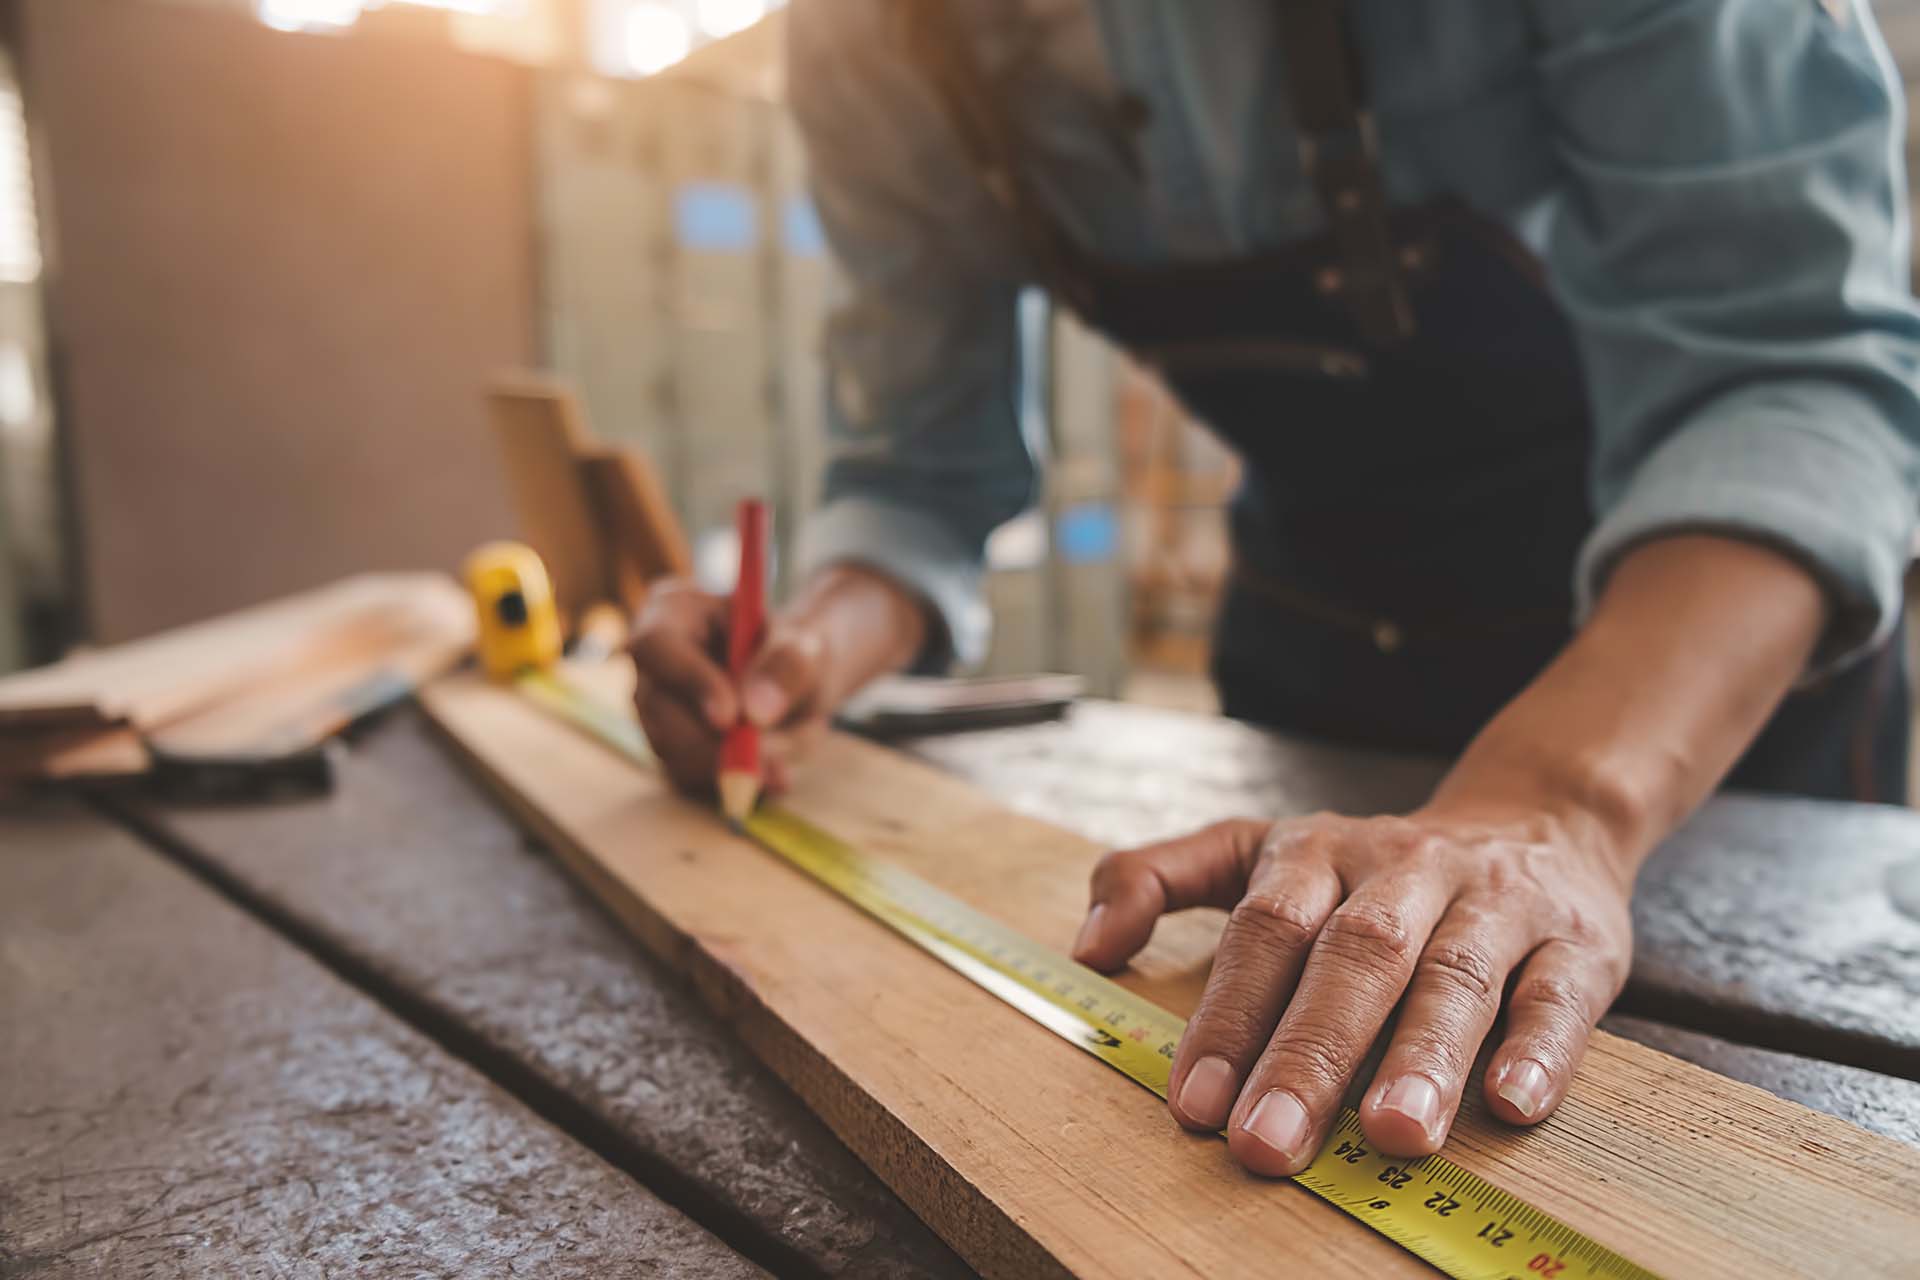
1516, 973, 1592, 1024
1419, 940, 1502, 1008
1227, 892, 1322, 954
1188, 993, 1279, 1050
1260, 1024, 1359, 1095
1090, 848, 1147, 897
1393, 1027, 1473, 1081
1319, 899, 1416, 966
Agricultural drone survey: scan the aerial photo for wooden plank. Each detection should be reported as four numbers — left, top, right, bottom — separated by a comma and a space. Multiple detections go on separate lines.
0, 807, 766, 1279
418, 667, 1920, 1279
113, 708, 974, 1280
488, 375, 614, 622
0, 572, 469, 731
144, 593, 469, 761
1599, 1015, 1920, 1150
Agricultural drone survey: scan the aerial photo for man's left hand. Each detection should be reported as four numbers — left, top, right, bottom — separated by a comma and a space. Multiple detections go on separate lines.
1070, 807, 1634, 1174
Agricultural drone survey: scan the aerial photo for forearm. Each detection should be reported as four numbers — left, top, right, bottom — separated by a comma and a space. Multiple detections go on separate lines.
1430, 534, 1829, 872
783, 563, 932, 707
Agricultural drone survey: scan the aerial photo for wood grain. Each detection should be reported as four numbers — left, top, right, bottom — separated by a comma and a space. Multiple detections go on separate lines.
419, 666, 1920, 1279
0, 573, 468, 732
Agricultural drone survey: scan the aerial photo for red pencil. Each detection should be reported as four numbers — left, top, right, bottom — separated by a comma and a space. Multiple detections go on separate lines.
718, 498, 768, 826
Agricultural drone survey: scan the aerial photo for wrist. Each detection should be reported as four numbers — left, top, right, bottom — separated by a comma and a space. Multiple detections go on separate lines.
786, 563, 931, 705
1426, 731, 1660, 885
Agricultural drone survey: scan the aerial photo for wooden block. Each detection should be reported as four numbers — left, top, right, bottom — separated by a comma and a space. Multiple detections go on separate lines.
581, 444, 694, 595
488, 373, 614, 622
419, 666, 1920, 1279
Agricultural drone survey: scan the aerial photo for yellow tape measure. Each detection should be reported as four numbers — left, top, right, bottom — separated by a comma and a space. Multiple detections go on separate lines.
461, 544, 1658, 1279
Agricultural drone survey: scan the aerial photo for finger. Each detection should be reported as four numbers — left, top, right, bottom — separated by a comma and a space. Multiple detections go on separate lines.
1483, 941, 1620, 1127
1228, 875, 1451, 1177
1167, 848, 1343, 1132
1072, 819, 1271, 973
741, 626, 825, 728
630, 592, 735, 730
638, 688, 722, 794
764, 715, 829, 768
1358, 899, 1536, 1156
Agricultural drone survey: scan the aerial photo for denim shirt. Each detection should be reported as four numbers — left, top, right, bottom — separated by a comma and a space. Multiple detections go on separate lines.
787, 0, 1920, 672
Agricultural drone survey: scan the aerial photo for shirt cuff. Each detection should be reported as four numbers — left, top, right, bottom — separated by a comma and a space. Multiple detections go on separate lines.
1577, 384, 1918, 679
796, 496, 992, 670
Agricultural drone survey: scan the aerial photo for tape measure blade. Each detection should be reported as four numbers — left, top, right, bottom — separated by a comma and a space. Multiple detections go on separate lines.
744, 804, 1185, 1096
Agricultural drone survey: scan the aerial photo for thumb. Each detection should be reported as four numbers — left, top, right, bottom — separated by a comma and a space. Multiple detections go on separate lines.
1073, 819, 1270, 972
739, 624, 825, 728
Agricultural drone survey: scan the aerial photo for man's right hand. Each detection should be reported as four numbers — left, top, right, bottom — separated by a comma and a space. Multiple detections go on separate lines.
628, 564, 931, 797
629, 579, 830, 796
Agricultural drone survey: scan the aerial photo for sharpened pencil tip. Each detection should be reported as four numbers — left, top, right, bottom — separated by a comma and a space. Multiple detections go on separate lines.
718, 770, 760, 828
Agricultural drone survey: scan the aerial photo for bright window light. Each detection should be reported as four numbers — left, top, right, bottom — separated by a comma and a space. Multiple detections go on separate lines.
256, 0, 363, 32
624, 2, 692, 75
695, 0, 765, 39
0, 81, 39, 284
384, 0, 521, 14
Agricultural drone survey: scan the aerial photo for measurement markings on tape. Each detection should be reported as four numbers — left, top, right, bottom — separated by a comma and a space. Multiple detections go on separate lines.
514, 667, 1663, 1280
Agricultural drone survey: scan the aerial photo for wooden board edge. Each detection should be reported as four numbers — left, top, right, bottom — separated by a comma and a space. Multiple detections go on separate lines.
417, 688, 1075, 1280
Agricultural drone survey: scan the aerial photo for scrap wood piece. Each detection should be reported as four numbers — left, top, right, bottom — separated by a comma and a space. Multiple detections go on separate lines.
0, 573, 471, 786
0, 724, 149, 784
145, 587, 471, 762
418, 664, 1920, 1280
0, 572, 468, 733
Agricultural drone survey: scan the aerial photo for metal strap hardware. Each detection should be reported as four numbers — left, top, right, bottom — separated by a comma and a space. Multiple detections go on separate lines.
1274, 0, 1416, 344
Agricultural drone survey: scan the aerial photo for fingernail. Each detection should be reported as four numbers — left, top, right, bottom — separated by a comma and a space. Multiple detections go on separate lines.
1175, 1056, 1237, 1128
1071, 904, 1108, 960
1243, 1090, 1310, 1167
1377, 1075, 1441, 1142
743, 679, 784, 727
1497, 1059, 1551, 1119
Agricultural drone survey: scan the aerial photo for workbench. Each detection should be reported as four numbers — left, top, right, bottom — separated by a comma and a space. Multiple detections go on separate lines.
5, 699, 1918, 1277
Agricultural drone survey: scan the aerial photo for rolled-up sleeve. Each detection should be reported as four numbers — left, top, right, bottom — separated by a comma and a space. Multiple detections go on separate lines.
787, 0, 1036, 667
1534, 0, 1920, 672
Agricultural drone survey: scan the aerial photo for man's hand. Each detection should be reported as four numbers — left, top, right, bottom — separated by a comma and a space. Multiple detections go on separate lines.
1073, 807, 1633, 1172
1073, 533, 1827, 1177
629, 579, 831, 795
630, 563, 931, 796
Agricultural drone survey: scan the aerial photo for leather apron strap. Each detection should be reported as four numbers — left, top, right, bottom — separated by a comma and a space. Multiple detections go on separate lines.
896, 0, 1416, 343
1273, 0, 1415, 343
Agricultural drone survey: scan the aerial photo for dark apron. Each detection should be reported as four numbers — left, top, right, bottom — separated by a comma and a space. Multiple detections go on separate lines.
899, 0, 1909, 803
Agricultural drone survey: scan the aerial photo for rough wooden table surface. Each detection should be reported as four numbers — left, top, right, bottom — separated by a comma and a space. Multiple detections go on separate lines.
66, 696, 1920, 1277
0, 808, 765, 1279
105, 711, 970, 1280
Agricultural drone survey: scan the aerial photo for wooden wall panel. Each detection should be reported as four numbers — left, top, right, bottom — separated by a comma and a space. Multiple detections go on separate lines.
16, 0, 532, 641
